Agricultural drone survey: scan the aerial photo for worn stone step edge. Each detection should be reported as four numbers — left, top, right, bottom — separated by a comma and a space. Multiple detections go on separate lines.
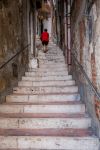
0, 118, 91, 129
12, 92, 80, 96
39, 56, 64, 58
22, 76, 72, 81
13, 86, 78, 94
6, 93, 81, 102
38, 56, 64, 58
18, 80, 75, 87
28, 69, 68, 72
25, 74, 69, 78
38, 66, 67, 69
24, 76, 72, 80
0, 104, 85, 113
0, 136, 99, 150
4, 101, 83, 105
39, 62, 66, 64
38, 57, 65, 59
25, 72, 69, 76
39, 61, 65, 64
0, 113, 87, 118
0, 128, 93, 136
38, 63, 66, 66
29, 67, 67, 69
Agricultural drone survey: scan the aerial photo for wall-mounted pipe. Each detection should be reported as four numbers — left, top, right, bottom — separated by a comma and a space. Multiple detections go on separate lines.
67, 0, 71, 65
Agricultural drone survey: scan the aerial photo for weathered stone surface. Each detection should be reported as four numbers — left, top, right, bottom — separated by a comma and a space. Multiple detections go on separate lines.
0, 0, 29, 102
0, 78, 6, 92
71, 0, 100, 138
0, 42, 99, 149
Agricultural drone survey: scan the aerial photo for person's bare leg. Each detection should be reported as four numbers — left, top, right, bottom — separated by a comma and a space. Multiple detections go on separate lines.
43, 45, 45, 52
44, 46, 46, 52
45, 45, 48, 52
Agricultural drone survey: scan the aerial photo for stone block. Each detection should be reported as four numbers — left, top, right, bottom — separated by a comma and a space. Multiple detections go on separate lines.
29, 58, 38, 69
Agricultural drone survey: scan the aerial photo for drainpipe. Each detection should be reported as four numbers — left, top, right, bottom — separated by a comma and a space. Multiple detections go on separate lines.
67, 0, 71, 65
33, 0, 36, 57
30, 12, 34, 56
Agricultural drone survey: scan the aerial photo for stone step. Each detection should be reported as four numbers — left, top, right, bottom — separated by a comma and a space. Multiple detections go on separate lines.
39, 62, 66, 66
46, 51, 63, 53
22, 75, 72, 81
39, 60, 65, 63
39, 64, 66, 67
25, 71, 69, 76
39, 56, 64, 59
38, 56, 64, 59
0, 104, 85, 114
13, 86, 78, 94
39, 50, 63, 53
0, 117, 91, 129
38, 57, 65, 60
38, 55, 64, 58
0, 112, 87, 118
38, 64, 66, 67
18, 80, 75, 87
0, 136, 99, 150
39, 53, 64, 55
0, 128, 93, 136
45, 54, 63, 56
39, 55, 65, 58
39, 52, 63, 55
28, 68, 68, 72
39, 61, 65, 64
3, 101, 83, 105
39, 51, 63, 53
38, 58, 65, 61
38, 65, 67, 68
38, 53, 64, 59
38, 54, 64, 57
26, 70, 68, 74
6, 93, 80, 103
39, 59, 64, 62
39, 50, 62, 52
40, 50, 63, 52
38, 59, 65, 62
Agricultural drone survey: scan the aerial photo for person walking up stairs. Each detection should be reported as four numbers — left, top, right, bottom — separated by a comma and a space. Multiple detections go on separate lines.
40, 29, 49, 53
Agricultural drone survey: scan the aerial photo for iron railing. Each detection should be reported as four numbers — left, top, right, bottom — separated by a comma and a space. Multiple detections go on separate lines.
72, 53, 100, 101
0, 44, 30, 70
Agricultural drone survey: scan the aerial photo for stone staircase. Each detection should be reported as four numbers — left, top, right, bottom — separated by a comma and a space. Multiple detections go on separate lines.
0, 43, 99, 149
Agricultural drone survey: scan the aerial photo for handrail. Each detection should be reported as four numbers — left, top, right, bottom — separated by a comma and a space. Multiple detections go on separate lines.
72, 53, 100, 100
0, 44, 30, 70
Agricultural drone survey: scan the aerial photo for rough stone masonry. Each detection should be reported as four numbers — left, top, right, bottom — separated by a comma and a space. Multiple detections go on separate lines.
71, 0, 100, 137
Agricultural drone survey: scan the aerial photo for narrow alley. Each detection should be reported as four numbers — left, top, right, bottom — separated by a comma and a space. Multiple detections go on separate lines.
0, 0, 100, 149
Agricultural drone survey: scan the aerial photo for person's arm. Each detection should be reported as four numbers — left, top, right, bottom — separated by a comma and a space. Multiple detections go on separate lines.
48, 33, 49, 41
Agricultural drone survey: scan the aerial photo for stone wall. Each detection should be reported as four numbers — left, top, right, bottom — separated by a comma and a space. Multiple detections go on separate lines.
71, 0, 100, 137
0, 0, 30, 102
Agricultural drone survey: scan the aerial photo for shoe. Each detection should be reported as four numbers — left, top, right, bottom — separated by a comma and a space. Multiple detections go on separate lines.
44, 49, 48, 53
